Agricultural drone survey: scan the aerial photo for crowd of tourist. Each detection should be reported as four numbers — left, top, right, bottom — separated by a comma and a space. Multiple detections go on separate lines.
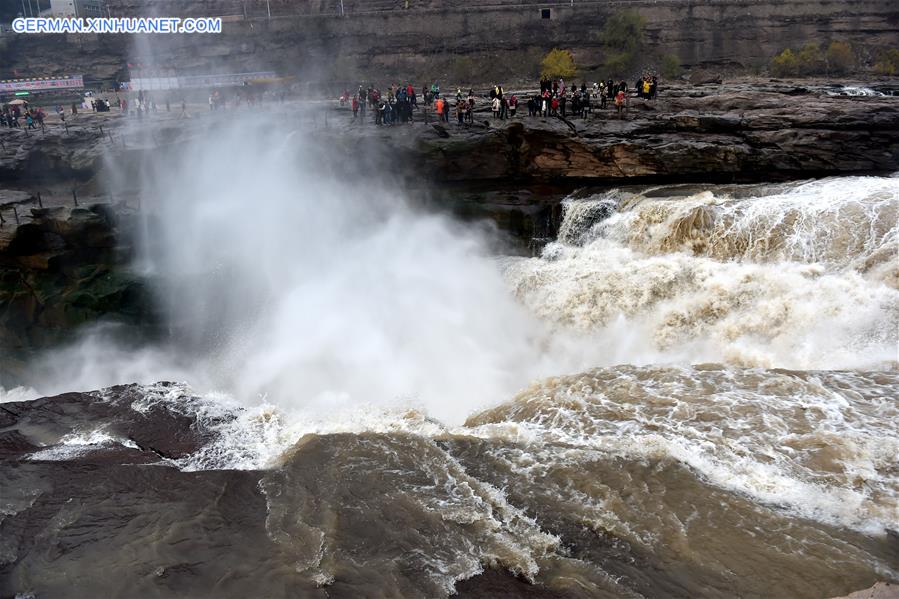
0, 71, 660, 135
343, 73, 660, 126
1, 104, 47, 130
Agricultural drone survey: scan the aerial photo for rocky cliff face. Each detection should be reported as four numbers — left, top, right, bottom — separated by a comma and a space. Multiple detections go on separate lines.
0, 199, 155, 380
2, 0, 898, 84
339, 86, 899, 184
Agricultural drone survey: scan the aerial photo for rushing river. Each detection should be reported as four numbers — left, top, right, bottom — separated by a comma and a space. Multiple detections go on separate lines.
1, 124, 897, 597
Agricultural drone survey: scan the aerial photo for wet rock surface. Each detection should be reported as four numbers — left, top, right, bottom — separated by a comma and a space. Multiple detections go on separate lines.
0, 383, 895, 598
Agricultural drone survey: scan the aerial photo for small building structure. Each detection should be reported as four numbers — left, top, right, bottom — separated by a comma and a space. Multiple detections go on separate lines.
48, 0, 107, 17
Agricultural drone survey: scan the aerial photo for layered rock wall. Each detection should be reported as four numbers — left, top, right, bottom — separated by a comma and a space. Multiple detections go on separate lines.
1, 0, 898, 84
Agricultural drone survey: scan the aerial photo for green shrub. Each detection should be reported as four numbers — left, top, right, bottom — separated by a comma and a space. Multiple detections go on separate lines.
770, 48, 798, 77
541, 48, 578, 80
771, 42, 857, 77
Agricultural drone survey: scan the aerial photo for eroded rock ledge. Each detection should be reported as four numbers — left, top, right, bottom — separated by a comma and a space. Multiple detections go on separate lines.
367, 90, 899, 183
2, 84, 897, 186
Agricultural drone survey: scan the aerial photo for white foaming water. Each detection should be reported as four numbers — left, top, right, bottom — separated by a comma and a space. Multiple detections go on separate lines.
829, 86, 886, 97
23, 119, 606, 426
570, 178, 898, 283
10, 119, 896, 541
466, 366, 899, 537
555, 191, 622, 246
503, 177, 899, 369
26, 429, 139, 461
0, 386, 39, 404
504, 241, 897, 369
80, 370, 899, 541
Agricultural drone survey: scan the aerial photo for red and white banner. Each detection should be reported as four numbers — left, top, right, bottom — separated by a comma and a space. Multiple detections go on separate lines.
0, 75, 84, 93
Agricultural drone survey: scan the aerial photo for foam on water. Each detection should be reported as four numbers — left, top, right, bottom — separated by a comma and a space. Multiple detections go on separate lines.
6, 117, 895, 558
567, 177, 899, 284
0, 386, 39, 404
26, 429, 140, 461
100, 366, 898, 543
828, 86, 887, 97
504, 240, 897, 369
503, 176, 899, 369
467, 366, 899, 537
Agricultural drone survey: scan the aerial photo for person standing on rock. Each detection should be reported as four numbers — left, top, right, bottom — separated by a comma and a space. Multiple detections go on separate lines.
492, 95, 500, 119
509, 95, 518, 118
615, 88, 626, 118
